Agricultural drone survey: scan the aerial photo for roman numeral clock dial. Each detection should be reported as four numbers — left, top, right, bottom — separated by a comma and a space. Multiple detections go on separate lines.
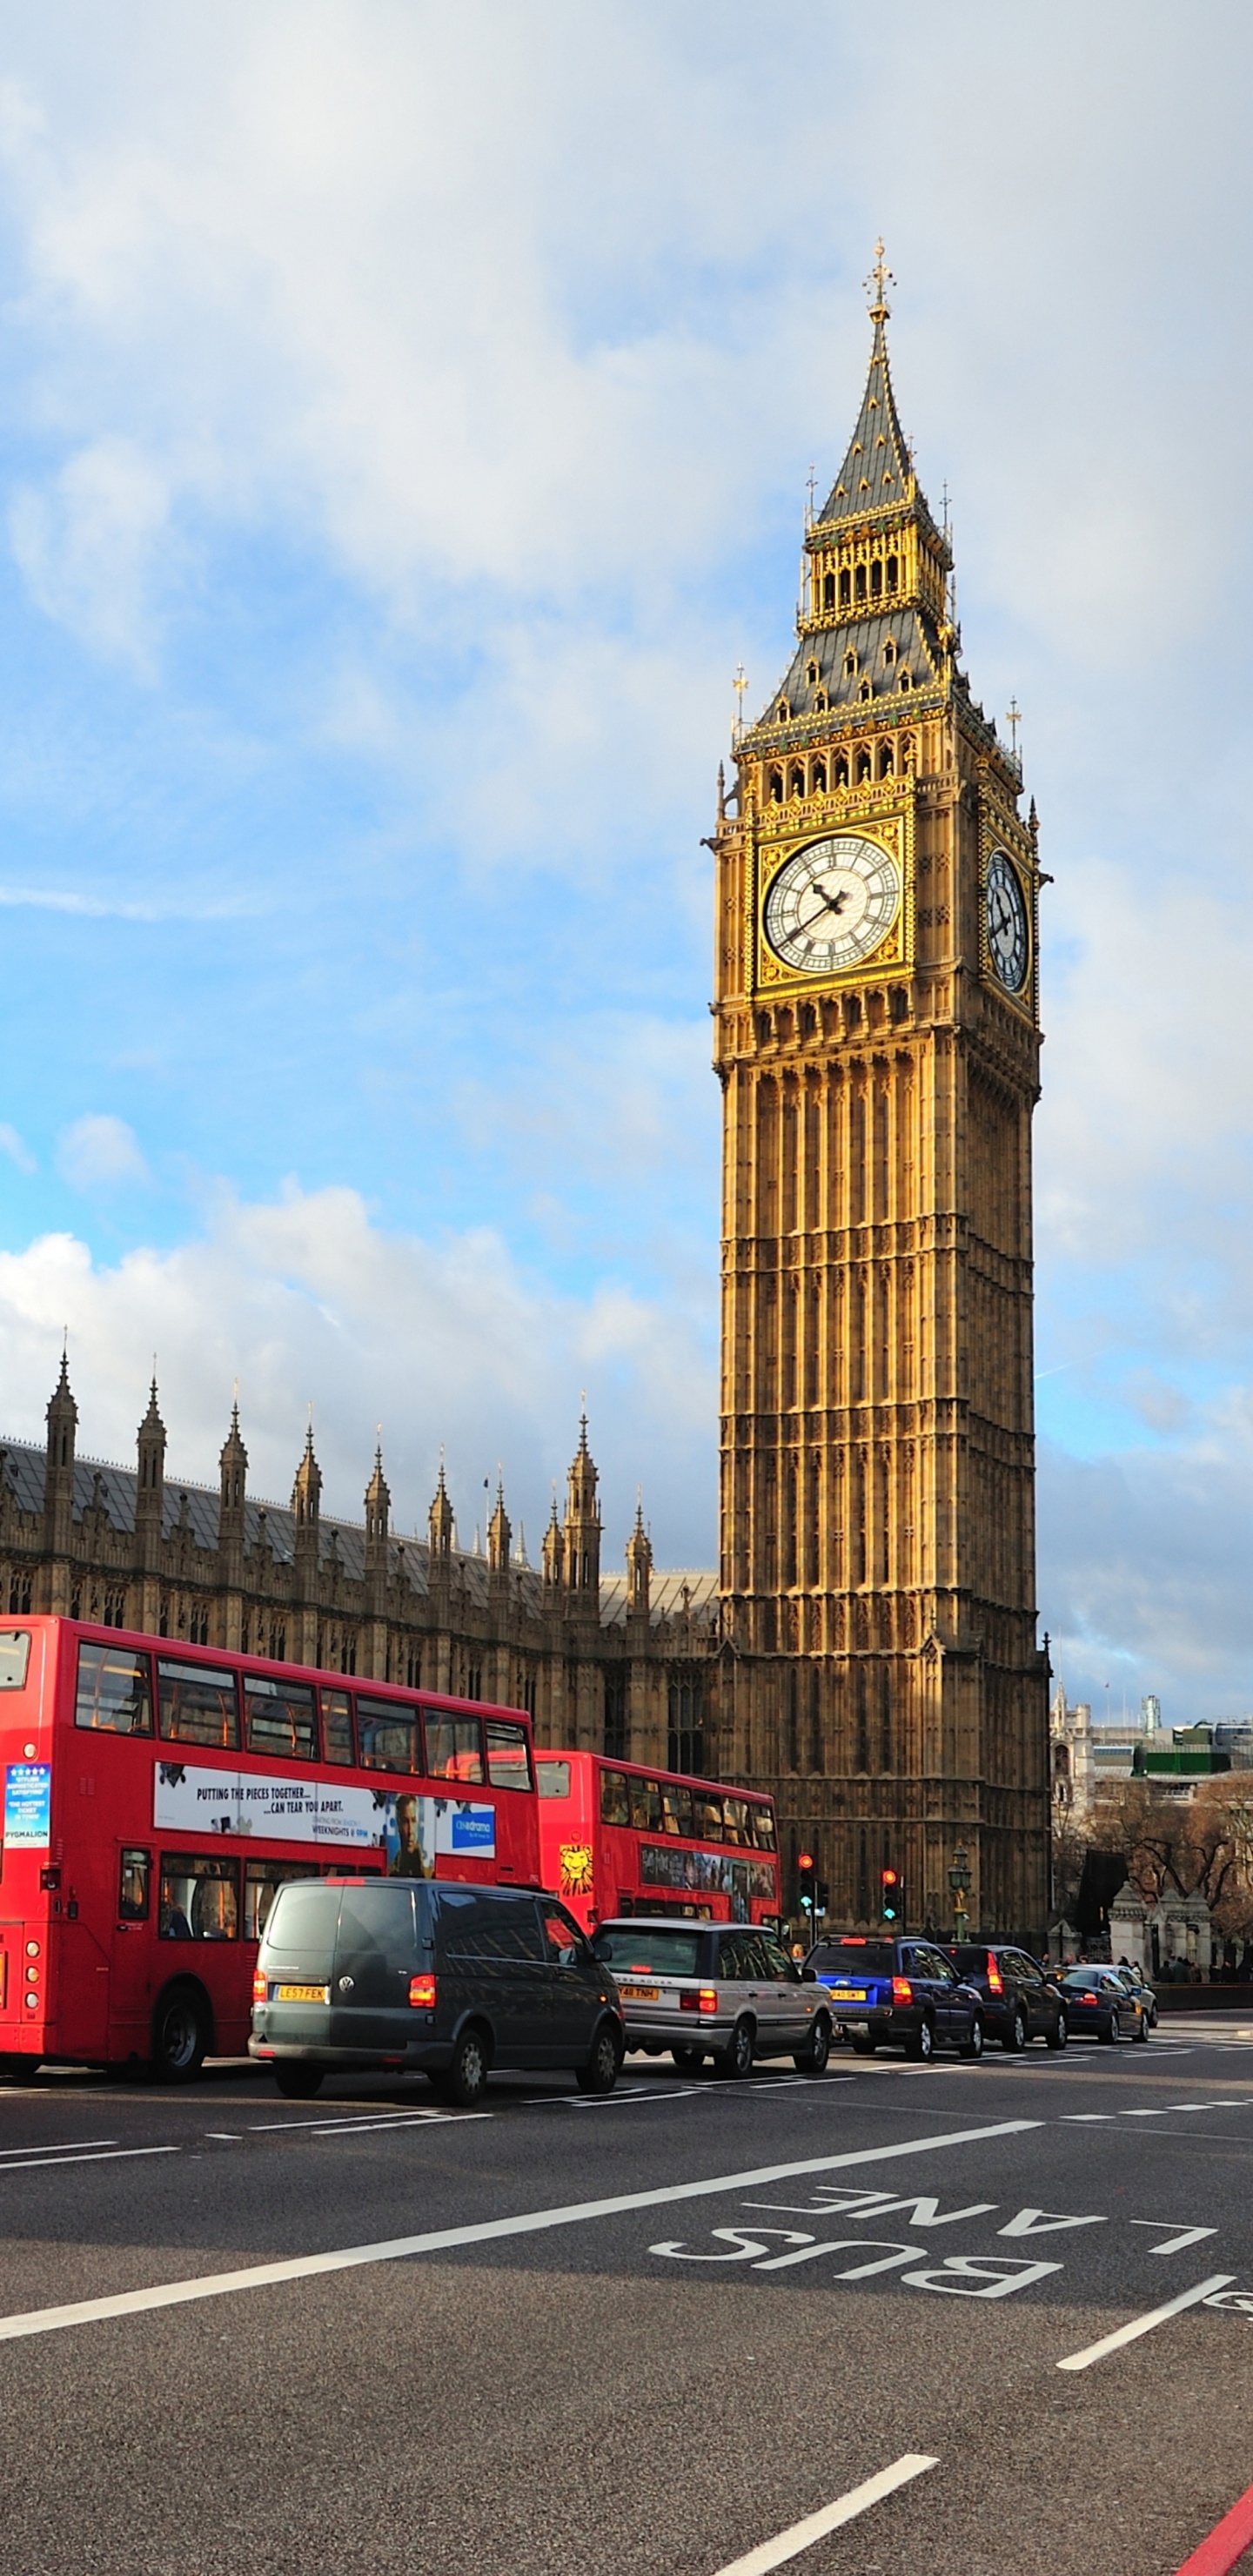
762, 834, 901, 976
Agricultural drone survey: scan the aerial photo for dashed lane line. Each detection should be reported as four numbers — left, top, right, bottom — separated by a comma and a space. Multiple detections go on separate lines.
0, 2146, 179, 2174
0, 2119, 1037, 2345
712, 2453, 940, 2575
1056, 2273, 1236, 2371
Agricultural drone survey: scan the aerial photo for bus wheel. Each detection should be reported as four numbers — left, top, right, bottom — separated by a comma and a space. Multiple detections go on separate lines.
151, 1987, 207, 2083
273, 2063, 324, 2100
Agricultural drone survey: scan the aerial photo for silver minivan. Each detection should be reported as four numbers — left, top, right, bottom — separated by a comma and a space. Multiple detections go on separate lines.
590, 1917, 832, 2078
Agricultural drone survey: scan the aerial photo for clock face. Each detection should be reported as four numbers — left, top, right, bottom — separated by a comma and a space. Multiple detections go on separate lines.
986, 848, 1029, 993
762, 834, 900, 976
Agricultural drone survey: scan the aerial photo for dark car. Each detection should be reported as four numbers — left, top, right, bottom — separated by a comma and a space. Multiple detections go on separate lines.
807, 1935, 985, 2063
250, 1877, 625, 2105
1054, 1964, 1145, 2044
1113, 1964, 1157, 2027
943, 1944, 1068, 2053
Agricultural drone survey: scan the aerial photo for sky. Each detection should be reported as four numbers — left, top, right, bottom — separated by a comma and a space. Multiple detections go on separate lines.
0, 2, 1250, 1715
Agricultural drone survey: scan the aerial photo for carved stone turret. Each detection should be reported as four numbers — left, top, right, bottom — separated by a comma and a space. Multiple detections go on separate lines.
135, 1378, 166, 1542
487, 1479, 512, 1580
561, 1412, 601, 1616
626, 1499, 653, 1621
40, 1349, 77, 1607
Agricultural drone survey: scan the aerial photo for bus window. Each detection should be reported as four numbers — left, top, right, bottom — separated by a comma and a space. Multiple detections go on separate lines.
723, 1798, 751, 1848
426, 1714, 485, 1784
0, 1630, 30, 1689
485, 1719, 533, 1791
357, 1697, 422, 1774
629, 1777, 663, 1832
319, 1688, 354, 1766
537, 1760, 571, 1798
118, 1848, 150, 1921
669, 1785, 694, 1840
157, 1660, 239, 1750
694, 1794, 725, 1841
245, 1676, 318, 1762
751, 1806, 777, 1851
600, 1769, 631, 1828
77, 1640, 152, 1735
159, 1853, 238, 1940
244, 1858, 320, 1942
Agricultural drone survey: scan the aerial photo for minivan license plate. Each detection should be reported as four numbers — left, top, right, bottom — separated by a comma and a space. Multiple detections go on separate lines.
619, 1982, 660, 2002
277, 1983, 329, 2003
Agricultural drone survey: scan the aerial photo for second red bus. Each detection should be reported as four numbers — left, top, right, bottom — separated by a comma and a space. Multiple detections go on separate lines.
536, 1749, 780, 1934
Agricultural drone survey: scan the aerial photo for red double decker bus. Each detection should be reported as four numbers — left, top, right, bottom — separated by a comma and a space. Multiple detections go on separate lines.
0, 1617, 539, 2080
536, 1749, 780, 1935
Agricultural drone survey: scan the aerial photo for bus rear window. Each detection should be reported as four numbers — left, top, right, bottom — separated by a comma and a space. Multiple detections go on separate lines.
486, 1720, 533, 1791
245, 1677, 318, 1762
593, 1927, 706, 1977
537, 1760, 571, 1799
77, 1641, 152, 1734
0, 1631, 30, 1690
157, 1660, 239, 1749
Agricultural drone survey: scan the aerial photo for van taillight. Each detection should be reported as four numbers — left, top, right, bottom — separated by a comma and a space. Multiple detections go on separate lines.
252, 1971, 268, 2003
408, 1973, 437, 2009
891, 1976, 913, 2005
987, 1956, 1003, 1994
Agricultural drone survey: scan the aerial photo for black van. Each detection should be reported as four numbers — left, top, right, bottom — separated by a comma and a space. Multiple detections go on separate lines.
250, 1878, 625, 2106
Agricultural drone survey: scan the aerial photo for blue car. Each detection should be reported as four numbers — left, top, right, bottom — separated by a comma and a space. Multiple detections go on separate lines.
807, 1935, 985, 2062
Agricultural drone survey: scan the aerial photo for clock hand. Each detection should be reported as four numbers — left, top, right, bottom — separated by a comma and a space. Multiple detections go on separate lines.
796, 884, 850, 932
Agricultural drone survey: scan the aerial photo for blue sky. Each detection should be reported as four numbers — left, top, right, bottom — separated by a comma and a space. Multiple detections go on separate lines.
1, 2, 1252, 1715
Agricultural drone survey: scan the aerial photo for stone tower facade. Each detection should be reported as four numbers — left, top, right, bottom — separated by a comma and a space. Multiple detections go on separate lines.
710, 259, 1049, 1940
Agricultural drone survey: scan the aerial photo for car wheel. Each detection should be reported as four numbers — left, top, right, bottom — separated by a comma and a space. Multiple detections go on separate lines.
961, 2013, 985, 2061
576, 2022, 623, 2095
794, 2016, 832, 2076
714, 2018, 754, 2081
905, 2015, 935, 2063
1002, 2008, 1028, 2054
851, 2036, 877, 2056
1135, 2009, 1149, 2043
440, 2023, 489, 2108
273, 2063, 324, 2099
672, 2044, 704, 2072
1046, 2010, 1068, 2051
1102, 2012, 1122, 2045
151, 1986, 207, 2083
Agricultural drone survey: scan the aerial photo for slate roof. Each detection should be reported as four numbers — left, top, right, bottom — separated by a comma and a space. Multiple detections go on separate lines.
818, 314, 912, 522
768, 604, 943, 734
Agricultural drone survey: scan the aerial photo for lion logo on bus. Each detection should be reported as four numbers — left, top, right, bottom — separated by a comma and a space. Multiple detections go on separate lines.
559, 1841, 594, 1898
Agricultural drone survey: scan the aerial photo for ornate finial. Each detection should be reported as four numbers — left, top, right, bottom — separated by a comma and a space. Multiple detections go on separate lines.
805, 461, 816, 527
865, 238, 894, 322
733, 661, 747, 744
1005, 698, 1022, 764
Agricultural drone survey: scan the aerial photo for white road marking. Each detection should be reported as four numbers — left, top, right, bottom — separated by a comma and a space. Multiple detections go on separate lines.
0, 2146, 179, 2174
711, 2452, 939, 2574
0, 2138, 117, 2157
1062, 2115, 1116, 2123
0, 2119, 1037, 2345
1056, 2272, 1235, 2371
204, 2134, 242, 2143
1129, 2223, 1217, 2255
566, 2087, 707, 2109
248, 2110, 483, 2132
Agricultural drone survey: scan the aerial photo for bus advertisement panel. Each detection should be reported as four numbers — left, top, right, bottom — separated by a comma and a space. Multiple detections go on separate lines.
0, 1619, 539, 2080
535, 1750, 780, 1934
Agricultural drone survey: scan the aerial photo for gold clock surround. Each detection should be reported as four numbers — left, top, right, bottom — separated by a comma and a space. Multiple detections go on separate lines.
752, 801, 914, 995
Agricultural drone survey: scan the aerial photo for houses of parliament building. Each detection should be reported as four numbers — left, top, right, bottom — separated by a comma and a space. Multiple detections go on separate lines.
2, 264, 1050, 1942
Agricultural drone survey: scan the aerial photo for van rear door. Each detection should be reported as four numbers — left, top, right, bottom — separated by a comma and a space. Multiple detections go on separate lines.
331, 1883, 418, 2050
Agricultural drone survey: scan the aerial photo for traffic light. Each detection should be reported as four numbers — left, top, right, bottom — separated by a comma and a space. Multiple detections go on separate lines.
797, 1851, 815, 1922
880, 1866, 901, 1922
815, 1880, 830, 1918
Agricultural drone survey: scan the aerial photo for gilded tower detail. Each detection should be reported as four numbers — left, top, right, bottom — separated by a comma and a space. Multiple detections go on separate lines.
712, 258, 1049, 1939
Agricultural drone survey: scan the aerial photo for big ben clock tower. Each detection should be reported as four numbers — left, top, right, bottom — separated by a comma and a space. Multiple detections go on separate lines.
712, 252, 1049, 1942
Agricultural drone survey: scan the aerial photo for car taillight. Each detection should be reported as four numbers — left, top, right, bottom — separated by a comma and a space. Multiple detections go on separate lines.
698, 1987, 719, 2015
987, 1955, 1003, 1994
1080, 1992, 1098, 2005
679, 1989, 700, 2012
891, 1976, 913, 2004
252, 1971, 268, 2002
408, 1973, 437, 2009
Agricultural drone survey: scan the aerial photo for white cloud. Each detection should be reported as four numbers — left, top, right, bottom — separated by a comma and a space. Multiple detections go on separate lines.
0, 1182, 716, 1561
56, 1114, 149, 1190
9, 437, 173, 674
0, 1124, 36, 1176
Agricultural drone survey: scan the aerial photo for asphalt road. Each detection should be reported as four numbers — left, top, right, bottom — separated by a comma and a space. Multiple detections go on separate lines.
0, 2016, 1252, 2576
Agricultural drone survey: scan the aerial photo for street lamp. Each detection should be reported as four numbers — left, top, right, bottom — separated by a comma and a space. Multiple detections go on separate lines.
948, 1844, 969, 1941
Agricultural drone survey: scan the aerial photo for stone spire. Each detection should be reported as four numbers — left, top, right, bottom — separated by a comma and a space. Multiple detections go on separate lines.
43, 1345, 78, 1570
291, 1425, 322, 1533
562, 1409, 601, 1609
626, 1496, 653, 1620
136, 1373, 166, 1535
218, 1399, 248, 1544
487, 1476, 512, 1578
365, 1443, 391, 1549
428, 1457, 453, 1567
541, 1490, 563, 1590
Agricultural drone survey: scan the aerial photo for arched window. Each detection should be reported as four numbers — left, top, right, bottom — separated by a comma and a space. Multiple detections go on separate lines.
777, 699, 789, 722
854, 563, 867, 603
901, 736, 915, 775
807, 659, 819, 686
859, 678, 872, 702
823, 572, 835, 609
855, 746, 872, 783
870, 559, 882, 600
886, 555, 899, 593
769, 767, 784, 803
814, 689, 828, 712
790, 764, 805, 799
834, 753, 849, 788
878, 741, 895, 779
839, 567, 851, 607
883, 638, 896, 665
843, 649, 857, 677
813, 758, 827, 793
898, 669, 912, 691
